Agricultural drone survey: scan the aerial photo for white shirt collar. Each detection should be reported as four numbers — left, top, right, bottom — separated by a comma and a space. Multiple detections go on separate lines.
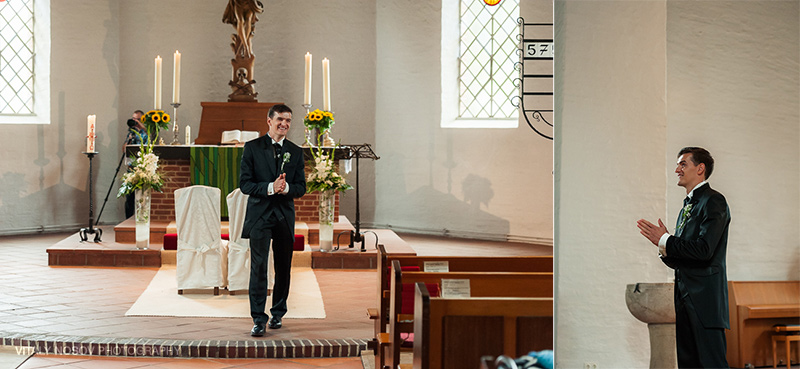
269, 135, 285, 146
687, 180, 708, 199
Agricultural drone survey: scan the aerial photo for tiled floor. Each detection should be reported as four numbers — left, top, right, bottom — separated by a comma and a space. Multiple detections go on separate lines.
0, 230, 551, 368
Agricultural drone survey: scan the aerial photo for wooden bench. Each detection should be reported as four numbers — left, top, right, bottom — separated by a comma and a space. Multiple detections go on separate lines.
370, 244, 552, 347
726, 281, 800, 368
379, 260, 553, 369
413, 282, 553, 369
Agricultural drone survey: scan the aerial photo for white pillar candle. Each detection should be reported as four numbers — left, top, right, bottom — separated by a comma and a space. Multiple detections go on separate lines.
322, 58, 331, 111
172, 51, 181, 104
304, 52, 312, 106
86, 115, 96, 152
185, 125, 191, 145
154, 55, 162, 110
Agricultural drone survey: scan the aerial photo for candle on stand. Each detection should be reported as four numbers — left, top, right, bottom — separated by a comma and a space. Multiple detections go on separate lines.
86, 115, 96, 152
303, 52, 312, 105
185, 125, 191, 145
322, 57, 331, 111
172, 51, 181, 104
154, 55, 162, 110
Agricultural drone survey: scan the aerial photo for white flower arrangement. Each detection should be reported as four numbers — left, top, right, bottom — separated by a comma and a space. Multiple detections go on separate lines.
306, 146, 352, 193
117, 150, 164, 197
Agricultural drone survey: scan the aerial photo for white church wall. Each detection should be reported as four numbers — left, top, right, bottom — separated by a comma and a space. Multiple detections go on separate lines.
0, 0, 121, 234
0, 0, 376, 234
556, 1, 799, 368
373, 0, 554, 243
665, 0, 800, 282
555, 1, 668, 367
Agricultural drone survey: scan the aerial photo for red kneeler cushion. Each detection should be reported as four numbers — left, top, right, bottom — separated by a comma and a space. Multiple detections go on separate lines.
162, 233, 303, 251
294, 235, 305, 251
163, 233, 177, 250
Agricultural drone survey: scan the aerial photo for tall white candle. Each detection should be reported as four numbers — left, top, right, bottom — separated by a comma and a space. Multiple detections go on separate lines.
86, 115, 96, 152
322, 58, 331, 111
154, 55, 162, 110
304, 52, 312, 105
185, 125, 191, 145
172, 51, 181, 104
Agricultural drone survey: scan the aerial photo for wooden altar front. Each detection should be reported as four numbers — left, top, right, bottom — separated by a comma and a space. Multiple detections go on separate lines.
126, 145, 345, 223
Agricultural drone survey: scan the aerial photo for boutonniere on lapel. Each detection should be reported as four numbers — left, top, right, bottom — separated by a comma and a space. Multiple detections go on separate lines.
280, 152, 291, 173
678, 203, 693, 233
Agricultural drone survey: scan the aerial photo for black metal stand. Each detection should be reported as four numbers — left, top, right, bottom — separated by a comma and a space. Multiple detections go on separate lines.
95, 150, 127, 226
343, 144, 380, 252
79, 152, 102, 243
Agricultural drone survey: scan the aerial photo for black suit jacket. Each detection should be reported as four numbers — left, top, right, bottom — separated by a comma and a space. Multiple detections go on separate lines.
661, 183, 730, 329
239, 135, 306, 239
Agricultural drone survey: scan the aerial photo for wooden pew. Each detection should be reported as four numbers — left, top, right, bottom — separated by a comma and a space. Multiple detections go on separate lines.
726, 280, 800, 368
381, 260, 553, 369
371, 244, 553, 346
413, 282, 553, 369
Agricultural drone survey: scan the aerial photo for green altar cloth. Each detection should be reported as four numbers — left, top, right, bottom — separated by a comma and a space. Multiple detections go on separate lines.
190, 146, 243, 217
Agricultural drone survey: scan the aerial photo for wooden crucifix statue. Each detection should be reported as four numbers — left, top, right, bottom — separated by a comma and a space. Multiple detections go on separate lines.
223, 0, 264, 102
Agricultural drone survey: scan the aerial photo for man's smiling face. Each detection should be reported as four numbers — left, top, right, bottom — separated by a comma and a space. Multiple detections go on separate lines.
267, 111, 292, 141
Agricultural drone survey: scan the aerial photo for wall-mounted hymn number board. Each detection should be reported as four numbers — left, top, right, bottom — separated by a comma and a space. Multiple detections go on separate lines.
523, 41, 554, 59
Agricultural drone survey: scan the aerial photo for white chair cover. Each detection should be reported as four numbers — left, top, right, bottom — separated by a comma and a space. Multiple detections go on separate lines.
226, 188, 274, 292
226, 188, 251, 292
174, 185, 227, 291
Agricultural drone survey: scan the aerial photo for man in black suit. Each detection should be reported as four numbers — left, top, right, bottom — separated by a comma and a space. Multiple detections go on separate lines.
240, 104, 306, 337
638, 147, 730, 368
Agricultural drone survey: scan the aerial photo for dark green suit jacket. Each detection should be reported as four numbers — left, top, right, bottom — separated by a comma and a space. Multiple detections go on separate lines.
239, 135, 306, 239
661, 183, 731, 329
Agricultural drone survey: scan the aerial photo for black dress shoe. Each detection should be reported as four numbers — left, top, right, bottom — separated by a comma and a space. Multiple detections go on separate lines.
268, 316, 282, 329
250, 323, 266, 337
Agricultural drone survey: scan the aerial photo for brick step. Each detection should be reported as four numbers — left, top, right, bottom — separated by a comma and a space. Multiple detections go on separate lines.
2, 332, 368, 359
114, 216, 355, 248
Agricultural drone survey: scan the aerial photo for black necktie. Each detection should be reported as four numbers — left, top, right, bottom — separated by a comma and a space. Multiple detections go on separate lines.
273, 143, 282, 167
683, 196, 690, 206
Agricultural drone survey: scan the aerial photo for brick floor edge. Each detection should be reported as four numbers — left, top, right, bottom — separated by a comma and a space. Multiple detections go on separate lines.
0, 332, 369, 358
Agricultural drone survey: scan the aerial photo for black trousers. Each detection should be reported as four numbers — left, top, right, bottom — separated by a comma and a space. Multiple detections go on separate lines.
675, 284, 729, 369
125, 193, 135, 219
248, 214, 294, 325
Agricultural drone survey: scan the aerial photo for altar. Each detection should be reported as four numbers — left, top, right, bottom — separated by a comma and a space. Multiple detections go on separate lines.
125, 144, 350, 222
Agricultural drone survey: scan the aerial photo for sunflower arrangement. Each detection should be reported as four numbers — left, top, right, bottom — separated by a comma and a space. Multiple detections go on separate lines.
117, 110, 168, 197
303, 109, 334, 132
141, 110, 171, 145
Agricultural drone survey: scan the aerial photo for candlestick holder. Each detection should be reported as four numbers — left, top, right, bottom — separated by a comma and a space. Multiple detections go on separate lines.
322, 110, 336, 147
79, 151, 103, 243
302, 103, 313, 147
170, 102, 181, 145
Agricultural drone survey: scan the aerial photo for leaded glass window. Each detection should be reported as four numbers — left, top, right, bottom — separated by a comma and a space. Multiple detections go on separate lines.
0, 0, 35, 115
459, 0, 519, 119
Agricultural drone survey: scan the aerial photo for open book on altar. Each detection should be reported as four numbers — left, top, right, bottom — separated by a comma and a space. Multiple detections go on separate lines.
221, 130, 260, 145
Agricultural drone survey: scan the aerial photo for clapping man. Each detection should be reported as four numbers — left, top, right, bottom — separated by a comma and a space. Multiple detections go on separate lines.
637, 147, 731, 368
240, 104, 306, 337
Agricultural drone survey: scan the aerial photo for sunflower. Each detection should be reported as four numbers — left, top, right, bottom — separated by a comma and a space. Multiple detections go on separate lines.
151, 113, 161, 123
161, 113, 171, 123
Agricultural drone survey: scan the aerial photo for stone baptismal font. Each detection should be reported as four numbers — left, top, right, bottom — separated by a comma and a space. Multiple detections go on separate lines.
625, 282, 678, 369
